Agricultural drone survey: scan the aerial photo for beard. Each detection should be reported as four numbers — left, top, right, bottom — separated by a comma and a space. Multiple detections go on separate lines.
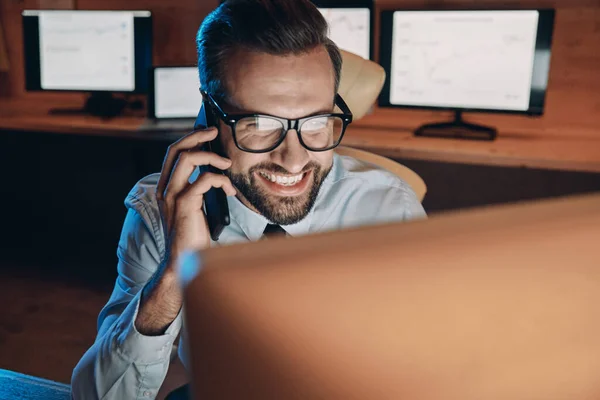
226, 161, 332, 226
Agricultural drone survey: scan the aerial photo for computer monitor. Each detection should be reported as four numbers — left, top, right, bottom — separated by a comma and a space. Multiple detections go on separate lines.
314, 0, 373, 60
181, 191, 600, 399
22, 10, 152, 117
148, 66, 202, 120
379, 9, 555, 141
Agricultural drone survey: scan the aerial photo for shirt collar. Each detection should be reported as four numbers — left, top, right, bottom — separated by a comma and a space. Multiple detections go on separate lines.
228, 154, 342, 240
227, 195, 269, 241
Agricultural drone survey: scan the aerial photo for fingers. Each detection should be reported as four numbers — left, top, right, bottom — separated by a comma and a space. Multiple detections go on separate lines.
165, 173, 236, 255
156, 128, 220, 200
176, 172, 237, 212
164, 151, 233, 204
161, 171, 236, 237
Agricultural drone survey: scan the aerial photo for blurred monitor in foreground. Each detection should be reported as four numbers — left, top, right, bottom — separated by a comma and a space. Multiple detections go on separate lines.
182, 192, 600, 399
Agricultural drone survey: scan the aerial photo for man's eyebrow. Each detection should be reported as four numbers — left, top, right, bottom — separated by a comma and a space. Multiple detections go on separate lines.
227, 107, 335, 118
306, 108, 336, 117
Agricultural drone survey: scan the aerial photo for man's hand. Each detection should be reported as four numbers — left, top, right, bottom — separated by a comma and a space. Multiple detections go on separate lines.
156, 127, 236, 258
135, 127, 236, 336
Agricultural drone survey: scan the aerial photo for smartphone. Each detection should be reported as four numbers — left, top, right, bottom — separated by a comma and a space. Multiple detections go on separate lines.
193, 103, 230, 241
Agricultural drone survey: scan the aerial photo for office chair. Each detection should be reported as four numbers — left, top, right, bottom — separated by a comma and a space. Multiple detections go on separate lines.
336, 145, 427, 202
336, 50, 385, 121
335, 50, 427, 202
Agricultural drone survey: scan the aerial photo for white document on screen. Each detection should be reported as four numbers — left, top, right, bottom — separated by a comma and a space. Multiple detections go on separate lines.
39, 11, 135, 91
154, 68, 202, 119
319, 8, 370, 60
390, 10, 539, 111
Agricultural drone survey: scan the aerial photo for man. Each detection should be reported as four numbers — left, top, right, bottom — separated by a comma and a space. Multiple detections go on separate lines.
71, 0, 426, 398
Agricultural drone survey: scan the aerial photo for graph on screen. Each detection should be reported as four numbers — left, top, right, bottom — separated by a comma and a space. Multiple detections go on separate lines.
39, 11, 135, 91
319, 8, 370, 59
155, 68, 202, 119
390, 11, 540, 111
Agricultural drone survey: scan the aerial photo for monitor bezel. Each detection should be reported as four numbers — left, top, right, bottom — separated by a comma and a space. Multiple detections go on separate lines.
378, 8, 556, 116
22, 10, 153, 94
312, 0, 375, 61
148, 65, 200, 120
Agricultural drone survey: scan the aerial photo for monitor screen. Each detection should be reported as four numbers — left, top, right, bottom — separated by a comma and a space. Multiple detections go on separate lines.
379, 10, 555, 114
22, 10, 152, 93
149, 67, 202, 119
318, 7, 371, 60
182, 192, 600, 399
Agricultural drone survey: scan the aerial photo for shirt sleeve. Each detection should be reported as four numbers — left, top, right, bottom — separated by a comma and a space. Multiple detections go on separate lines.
398, 183, 427, 221
371, 182, 427, 225
71, 203, 182, 400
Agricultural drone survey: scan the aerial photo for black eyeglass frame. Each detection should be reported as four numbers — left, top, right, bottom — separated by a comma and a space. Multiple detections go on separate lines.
201, 90, 354, 153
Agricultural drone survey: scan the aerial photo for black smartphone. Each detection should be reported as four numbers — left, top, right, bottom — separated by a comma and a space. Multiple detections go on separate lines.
193, 103, 230, 241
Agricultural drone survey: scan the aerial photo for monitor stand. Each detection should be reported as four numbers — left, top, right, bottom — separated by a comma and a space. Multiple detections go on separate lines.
414, 111, 497, 141
48, 93, 128, 118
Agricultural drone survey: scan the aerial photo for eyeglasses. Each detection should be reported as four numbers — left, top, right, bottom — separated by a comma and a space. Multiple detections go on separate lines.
201, 90, 353, 153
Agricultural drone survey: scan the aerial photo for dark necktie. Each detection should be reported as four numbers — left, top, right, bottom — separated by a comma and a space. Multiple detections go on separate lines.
262, 224, 288, 239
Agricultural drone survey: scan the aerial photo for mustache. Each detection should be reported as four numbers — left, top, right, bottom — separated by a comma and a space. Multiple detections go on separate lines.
249, 161, 320, 176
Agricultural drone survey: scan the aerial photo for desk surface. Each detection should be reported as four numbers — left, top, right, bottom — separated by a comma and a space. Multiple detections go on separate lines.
2, 98, 600, 173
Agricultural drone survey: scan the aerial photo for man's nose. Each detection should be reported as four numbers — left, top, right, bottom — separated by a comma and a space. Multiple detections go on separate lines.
272, 129, 310, 174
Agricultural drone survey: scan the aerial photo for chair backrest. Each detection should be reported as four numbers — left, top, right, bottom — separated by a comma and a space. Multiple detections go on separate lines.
335, 146, 427, 202
334, 52, 426, 202
337, 50, 385, 121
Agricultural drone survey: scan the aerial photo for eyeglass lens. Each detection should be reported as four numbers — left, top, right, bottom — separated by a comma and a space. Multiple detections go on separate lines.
234, 115, 344, 151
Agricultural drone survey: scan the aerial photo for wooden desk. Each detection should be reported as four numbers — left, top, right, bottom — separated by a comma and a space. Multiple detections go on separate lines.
2, 98, 600, 173
0, 98, 184, 142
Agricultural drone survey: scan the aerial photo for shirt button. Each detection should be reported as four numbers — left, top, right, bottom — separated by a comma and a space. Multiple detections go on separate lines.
143, 390, 153, 397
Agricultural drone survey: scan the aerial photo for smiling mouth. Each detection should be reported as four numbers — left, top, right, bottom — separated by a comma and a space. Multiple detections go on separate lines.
259, 171, 307, 187
255, 169, 313, 196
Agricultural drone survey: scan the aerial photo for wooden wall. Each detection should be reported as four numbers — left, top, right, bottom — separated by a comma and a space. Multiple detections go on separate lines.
1, 0, 600, 133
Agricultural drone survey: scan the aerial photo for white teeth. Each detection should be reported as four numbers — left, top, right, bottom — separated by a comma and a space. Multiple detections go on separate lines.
260, 172, 304, 186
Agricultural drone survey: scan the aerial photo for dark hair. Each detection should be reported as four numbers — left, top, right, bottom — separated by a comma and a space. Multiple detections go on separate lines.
196, 0, 342, 103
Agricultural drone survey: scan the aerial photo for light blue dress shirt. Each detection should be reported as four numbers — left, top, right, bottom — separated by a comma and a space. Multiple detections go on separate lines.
71, 154, 426, 399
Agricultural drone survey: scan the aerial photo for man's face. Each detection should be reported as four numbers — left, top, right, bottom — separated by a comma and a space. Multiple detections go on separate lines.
217, 46, 337, 225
